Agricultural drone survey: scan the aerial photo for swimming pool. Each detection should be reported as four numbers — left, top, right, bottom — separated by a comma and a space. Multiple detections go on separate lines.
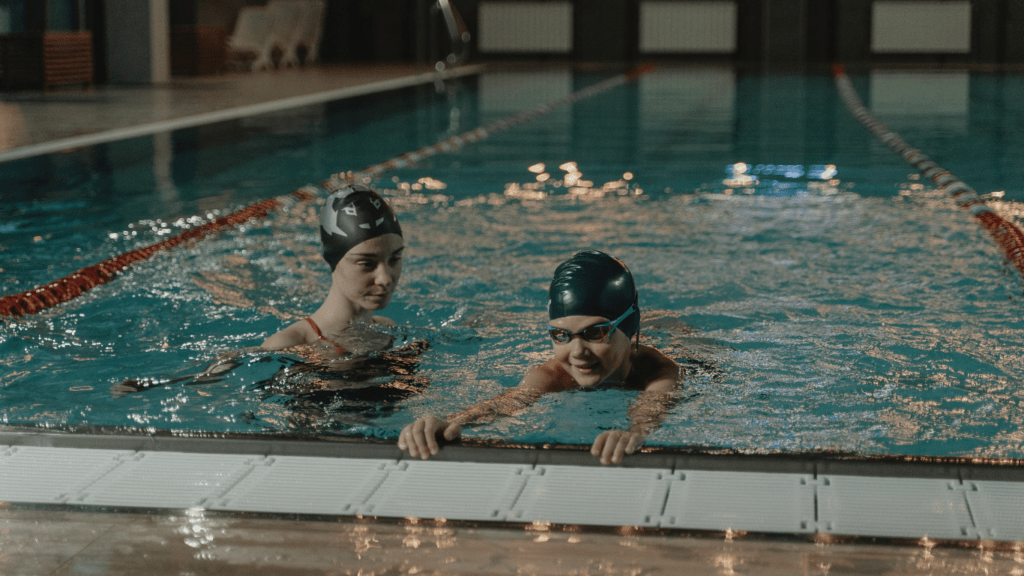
1, 65, 1023, 460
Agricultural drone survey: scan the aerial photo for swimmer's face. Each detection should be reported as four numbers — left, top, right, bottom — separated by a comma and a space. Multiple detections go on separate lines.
548, 315, 631, 388
333, 233, 404, 311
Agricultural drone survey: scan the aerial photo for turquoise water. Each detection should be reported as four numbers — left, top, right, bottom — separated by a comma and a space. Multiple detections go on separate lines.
1, 67, 1023, 458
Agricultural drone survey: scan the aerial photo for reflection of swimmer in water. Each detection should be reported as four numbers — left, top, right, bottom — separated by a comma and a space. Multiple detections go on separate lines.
399, 250, 680, 465
246, 339, 431, 430
112, 185, 428, 397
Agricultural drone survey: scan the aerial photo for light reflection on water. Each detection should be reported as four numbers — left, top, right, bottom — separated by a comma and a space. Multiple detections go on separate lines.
1, 171, 1022, 458
1, 69, 1024, 459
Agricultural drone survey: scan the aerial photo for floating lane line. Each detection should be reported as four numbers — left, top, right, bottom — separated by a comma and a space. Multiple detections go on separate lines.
831, 64, 1024, 278
327, 62, 658, 188
0, 64, 658, 317
0, 189, 317, 317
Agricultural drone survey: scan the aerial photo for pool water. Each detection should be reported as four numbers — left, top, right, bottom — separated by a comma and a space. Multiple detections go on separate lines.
1, 66, 1023, 458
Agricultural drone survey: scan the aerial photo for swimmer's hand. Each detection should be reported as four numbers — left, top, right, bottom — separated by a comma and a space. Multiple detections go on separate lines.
397, 415, 462, 460
591, 430, 645, 465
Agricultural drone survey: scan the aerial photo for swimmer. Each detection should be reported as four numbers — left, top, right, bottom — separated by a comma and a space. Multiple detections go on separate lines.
112, 184, 410, 396
398, 250, 680, 465
260, 183, 405, 353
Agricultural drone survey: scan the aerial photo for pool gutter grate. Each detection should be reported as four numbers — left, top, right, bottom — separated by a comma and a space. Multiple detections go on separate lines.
1, 444, 1022, 542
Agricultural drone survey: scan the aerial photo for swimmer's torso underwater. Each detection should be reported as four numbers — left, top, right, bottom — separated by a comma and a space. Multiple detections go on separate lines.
106, 231, 708, 453
110, 185, 435, 431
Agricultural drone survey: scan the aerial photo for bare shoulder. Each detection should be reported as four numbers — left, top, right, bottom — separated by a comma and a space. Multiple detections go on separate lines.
372, 316, 396, 326
520, 360, 577, 393
635, 345, 680, 393
260, 320, 317, 351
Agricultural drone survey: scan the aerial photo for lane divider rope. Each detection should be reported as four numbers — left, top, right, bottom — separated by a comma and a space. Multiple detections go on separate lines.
832, 63, 1024, 279
0, 190, 316, 317
324, 63, 656, 189
1, 64, 657, 317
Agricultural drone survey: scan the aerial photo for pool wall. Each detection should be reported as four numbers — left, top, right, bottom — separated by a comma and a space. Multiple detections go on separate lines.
1, 428, 1023, 543
195, 0, 1024, 68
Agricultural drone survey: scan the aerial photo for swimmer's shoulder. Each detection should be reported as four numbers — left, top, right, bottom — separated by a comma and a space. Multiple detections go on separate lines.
633, 344, 680, 393
260, 319, 319, 351
372, 316, 396, 326
520, 360, 577, 392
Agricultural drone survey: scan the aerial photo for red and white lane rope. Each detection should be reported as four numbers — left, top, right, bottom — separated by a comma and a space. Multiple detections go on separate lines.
1, 64, 657, 317
832, 64, 1024, 278
0, 189, 316, 317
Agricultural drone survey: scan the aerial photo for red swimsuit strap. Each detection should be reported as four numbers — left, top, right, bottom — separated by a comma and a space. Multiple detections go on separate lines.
304, 317, 346, 354
304, 317, 324, 338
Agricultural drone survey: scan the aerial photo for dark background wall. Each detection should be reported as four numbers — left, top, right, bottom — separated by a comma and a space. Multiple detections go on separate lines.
305, 0, 1024, 68
7, 0, 1024, 86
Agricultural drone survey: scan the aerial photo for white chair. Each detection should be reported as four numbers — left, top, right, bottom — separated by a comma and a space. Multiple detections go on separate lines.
261, 0, 304, 69
276, 0, 326, 68
226, 6, 274, 71
298, 0, 326, 65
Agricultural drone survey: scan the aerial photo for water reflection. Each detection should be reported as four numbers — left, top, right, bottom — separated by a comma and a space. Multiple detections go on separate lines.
3, 68, 1024, 460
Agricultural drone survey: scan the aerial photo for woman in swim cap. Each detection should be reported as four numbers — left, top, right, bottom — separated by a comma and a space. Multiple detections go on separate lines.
260, 184, 405, 352
111, 184, 409, 396
398, 250, 679, 465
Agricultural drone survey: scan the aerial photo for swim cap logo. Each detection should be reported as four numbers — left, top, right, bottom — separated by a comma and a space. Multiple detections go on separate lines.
343, 203, 358, 216
321, 199, 349, 238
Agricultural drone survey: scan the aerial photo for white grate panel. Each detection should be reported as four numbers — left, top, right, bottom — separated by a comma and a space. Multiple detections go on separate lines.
74, 452, 259, 508
818, 476, 975, 539
361, 461, 530, 521
510, 466, 670, 527
639, 1, 737, 54
478, 2, 573, 54
871, 1, 971, 54
0, 446, 130, 504
210, 456, 393, 515
661, 471, 815, 533
964, 481, 1024, 541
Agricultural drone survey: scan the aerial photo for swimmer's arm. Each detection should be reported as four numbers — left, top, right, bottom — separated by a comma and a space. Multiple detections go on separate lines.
592, 349, 680, 465
398, 364, 561, 459
113, 321, 315, 398
628, 348, 681, 436
110, 346, 262, 398
447, 361, 572, 424
260, 320, 317, 351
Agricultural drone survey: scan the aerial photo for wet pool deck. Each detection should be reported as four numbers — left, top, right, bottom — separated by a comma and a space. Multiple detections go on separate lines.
2, 63, 1024, 574
6, 507, 1024, 576
0, 63, 483, 162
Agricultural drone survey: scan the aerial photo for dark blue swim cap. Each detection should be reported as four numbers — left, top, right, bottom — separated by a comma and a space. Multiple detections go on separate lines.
548, 250, 640, 337
319, 184, 403, 272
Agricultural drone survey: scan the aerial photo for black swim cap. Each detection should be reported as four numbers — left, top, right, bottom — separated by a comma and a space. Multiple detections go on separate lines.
548, 250, 640, 337
319, 184, 403, 272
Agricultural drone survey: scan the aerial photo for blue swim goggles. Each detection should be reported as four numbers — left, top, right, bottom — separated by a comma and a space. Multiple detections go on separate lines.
547, 304, 636, 344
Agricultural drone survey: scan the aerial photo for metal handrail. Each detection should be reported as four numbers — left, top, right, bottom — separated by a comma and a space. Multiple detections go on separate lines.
434, 0, 470, 71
